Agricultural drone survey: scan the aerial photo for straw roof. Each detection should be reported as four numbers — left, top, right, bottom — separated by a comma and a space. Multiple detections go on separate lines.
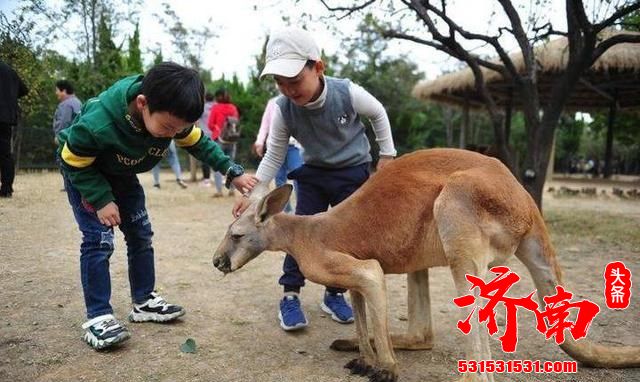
412, 30, 640, 110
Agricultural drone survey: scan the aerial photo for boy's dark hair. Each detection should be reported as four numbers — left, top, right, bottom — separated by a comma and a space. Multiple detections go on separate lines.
142, 62, 204, 122
56, 80, 75, 94
205, 92, 214, 102
304, 60, 316, 69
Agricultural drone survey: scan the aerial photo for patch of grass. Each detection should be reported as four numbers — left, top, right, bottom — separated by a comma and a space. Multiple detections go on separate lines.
544, 209, 640, 252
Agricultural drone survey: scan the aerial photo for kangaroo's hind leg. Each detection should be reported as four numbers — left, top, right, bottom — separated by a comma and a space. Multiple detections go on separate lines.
331, 268, 434, 352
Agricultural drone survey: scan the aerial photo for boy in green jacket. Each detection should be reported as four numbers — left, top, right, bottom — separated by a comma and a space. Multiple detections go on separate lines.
58, 62, 257, 350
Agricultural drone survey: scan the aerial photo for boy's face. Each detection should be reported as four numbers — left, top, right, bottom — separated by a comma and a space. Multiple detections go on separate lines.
55, 87, 66, 101
274, 61, 325, 106
135, 95, 193, 138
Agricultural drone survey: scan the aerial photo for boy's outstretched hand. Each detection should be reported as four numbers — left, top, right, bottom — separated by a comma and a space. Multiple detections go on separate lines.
232, 196, 252, 218
97, 201, 121, 227
231, 174, 259, 195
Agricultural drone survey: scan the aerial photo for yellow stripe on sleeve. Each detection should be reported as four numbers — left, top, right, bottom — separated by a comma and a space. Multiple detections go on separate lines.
61, 143, 96, 168
175, 126, 202, 147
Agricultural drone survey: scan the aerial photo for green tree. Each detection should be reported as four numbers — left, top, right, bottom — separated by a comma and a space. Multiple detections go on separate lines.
126, 22, 143, 74
94, 11, 123, 89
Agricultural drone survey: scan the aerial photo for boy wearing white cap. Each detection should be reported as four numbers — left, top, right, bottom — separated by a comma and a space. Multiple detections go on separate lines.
234, 28, 397, 331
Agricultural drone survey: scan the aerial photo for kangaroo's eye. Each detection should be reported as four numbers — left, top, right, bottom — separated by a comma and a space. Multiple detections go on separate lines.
231, 234, 244, 241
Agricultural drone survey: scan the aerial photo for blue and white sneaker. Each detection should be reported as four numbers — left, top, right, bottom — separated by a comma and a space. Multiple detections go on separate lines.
128, 292, 185, 323
82, 314, 130, 350
321, 292, 354, 324
278, 294, 308, 331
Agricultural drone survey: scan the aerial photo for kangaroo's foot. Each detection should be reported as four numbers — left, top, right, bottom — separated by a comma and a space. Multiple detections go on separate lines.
345, 357, 374, 376
331, 333, 433, 352
368, 367, 398, 382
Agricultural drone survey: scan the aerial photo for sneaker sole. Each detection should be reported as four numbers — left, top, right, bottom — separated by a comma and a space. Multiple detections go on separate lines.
84, 330, 131, 350
128, 309, 186, 323
278, 311, 308, 331
320, 302, 355, 324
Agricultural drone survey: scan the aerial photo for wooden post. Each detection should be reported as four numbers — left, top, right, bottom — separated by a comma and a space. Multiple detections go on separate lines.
460, 97, 469, 149
603, 98, 616, 179
504, 89, 513, 144
546, 130, 556, 182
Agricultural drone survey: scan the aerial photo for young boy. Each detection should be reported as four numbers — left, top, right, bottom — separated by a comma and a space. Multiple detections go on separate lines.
234, 28, 396, 331
58, 62, 257, 350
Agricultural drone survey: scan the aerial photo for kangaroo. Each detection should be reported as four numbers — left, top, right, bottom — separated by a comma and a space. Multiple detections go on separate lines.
212, 148, 640, 382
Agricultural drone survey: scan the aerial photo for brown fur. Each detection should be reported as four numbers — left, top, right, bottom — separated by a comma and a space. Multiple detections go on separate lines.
213, 148, 639, 382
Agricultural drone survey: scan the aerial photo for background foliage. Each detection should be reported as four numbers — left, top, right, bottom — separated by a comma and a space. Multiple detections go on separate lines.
1, 2, 638, 175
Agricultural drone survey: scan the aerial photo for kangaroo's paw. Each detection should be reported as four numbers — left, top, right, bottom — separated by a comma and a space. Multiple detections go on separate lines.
331, 338, 359, 352
344, 357, 374, 376
368, 367, 398, 382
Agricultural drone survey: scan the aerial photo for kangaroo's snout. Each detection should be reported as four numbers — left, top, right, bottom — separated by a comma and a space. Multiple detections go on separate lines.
213, 254, 232, 274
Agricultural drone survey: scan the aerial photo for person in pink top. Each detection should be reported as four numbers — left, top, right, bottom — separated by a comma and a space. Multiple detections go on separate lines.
253, 96, 303, 212
207, 88, 239, 197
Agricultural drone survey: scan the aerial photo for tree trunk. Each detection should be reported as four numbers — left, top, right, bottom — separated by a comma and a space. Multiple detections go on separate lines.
522, 114, 558, 210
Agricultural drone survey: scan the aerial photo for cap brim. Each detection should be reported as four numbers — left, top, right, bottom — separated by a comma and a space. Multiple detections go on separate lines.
260, 58, 307, 79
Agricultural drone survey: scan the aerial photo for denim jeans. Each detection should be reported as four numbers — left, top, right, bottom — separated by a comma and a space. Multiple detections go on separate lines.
151, 140, 182, 185
214, 141, 237, 192
275, 144, 303, 213
0, 123, 15, 194
279, 162, 370, 294
64, 173, 155, 319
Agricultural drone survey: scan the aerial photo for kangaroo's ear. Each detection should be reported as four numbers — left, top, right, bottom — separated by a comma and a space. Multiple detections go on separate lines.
255, 184, 293, 224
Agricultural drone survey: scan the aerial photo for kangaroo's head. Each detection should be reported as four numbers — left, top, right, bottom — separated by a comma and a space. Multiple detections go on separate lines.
213, 184, 292, 274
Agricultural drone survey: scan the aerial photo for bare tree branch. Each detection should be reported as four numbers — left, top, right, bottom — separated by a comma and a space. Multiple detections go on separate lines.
416, 0, 520, 77
594, 2, 640, 33
591, 33, 640, 65
319, 0, 376, 19
382, 29, 506, 74
531, 22, 568, 42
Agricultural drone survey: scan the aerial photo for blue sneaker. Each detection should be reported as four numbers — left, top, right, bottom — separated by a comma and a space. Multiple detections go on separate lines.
321, 292, 354, 324
278, 295, 308, 331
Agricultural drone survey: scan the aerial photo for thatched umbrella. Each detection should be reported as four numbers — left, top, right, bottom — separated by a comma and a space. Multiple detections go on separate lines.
412, 30, 640, 178
413, 30, 640, 109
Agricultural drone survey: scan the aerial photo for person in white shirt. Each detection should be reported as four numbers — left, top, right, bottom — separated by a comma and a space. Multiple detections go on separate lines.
234, 28, 397, 332
253, 96, 303, 213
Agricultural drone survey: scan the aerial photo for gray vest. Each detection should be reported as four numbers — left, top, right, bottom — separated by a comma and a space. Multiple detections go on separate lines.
276, 77, 371, 168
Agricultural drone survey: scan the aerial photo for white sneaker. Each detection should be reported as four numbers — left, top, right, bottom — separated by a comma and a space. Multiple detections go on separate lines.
128, 292, 185, 323
82, 314, 130, 350
176, 179, 188, 189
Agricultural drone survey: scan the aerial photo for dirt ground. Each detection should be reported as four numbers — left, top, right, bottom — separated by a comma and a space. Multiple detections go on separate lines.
1, 170, 638, 382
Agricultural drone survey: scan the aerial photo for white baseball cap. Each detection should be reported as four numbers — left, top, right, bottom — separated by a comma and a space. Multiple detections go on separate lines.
260, 28, 321, 79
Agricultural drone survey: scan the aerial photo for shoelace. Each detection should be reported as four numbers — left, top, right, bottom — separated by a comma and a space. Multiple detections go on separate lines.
99, 319, 120, 331
327, 293, 350, 308
149, 294, 168, 306
282, 297, 300, 313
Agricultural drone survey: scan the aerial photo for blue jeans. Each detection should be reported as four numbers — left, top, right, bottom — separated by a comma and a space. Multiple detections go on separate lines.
275, 145, 303, 213
214, 141, 237, 192
279, 162, 370, 294
151, 140, 182, 185
64, 173, 155, 319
